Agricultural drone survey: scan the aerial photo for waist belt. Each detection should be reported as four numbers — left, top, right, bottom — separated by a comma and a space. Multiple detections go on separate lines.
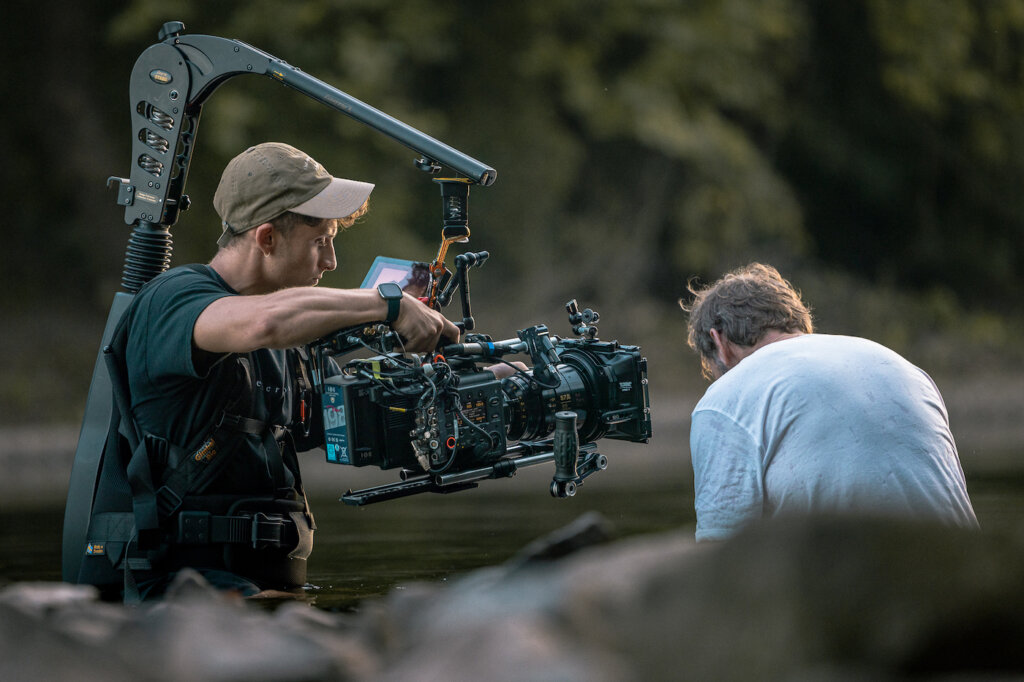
217, 412, 275, 435
176, 510, 295, 550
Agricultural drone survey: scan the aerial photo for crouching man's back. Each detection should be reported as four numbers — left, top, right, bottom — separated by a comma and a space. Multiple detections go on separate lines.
682, 264, 978, 542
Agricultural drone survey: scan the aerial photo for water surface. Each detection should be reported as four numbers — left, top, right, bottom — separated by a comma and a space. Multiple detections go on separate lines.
4, 473, 1021, 612
1, 480, 694, 611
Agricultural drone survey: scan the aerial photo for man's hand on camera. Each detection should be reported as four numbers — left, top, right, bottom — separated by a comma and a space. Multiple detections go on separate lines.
484, 361, 528, 379
392, 292, 461, 352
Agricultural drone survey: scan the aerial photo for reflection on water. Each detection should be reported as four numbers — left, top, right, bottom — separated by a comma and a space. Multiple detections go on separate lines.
3, 475, 1022, 611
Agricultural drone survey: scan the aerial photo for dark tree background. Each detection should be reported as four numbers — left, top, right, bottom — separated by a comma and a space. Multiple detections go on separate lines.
2, 0, 1022, 422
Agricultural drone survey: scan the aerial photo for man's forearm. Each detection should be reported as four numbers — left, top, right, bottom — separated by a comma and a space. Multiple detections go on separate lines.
194, 287, 388, 352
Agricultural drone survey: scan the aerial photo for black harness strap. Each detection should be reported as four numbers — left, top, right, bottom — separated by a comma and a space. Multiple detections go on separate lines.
104, 319, 162, 548
264, 427, 290, 492
286, 349, 317, 530
177, 510, 292, 548
153, 414, 269, 519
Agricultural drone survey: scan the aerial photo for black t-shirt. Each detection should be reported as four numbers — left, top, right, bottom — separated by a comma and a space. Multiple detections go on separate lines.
124, 265, 324, 496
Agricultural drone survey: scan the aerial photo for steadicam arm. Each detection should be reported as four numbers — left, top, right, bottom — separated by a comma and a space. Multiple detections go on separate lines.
114, 20, 496, 291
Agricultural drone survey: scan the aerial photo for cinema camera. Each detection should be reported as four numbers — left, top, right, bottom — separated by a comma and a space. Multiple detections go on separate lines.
311, 290, 651, 505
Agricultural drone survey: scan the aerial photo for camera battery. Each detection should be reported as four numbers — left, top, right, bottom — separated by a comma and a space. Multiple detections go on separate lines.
322, 381, 352, 464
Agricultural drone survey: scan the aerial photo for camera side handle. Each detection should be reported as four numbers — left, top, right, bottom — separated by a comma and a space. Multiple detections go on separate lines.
517, 325, 561, 385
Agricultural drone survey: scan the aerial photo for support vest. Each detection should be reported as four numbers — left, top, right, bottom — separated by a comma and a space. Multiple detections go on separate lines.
72, 266, 318, 600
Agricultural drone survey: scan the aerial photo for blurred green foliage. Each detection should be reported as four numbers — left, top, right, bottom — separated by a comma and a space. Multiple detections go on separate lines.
1, 0, 1022, 422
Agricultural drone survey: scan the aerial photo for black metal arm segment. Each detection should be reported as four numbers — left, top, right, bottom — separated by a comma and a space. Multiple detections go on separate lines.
117, 21, 496, 290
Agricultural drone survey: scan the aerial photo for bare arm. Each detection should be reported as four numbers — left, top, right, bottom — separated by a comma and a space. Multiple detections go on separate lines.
193, 287, 459, 353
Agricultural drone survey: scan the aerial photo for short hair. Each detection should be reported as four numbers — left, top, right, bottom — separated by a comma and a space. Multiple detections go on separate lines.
220, 200, 369, 248
681, 263, 813, 378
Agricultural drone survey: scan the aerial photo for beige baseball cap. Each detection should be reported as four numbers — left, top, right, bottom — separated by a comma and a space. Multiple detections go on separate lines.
213, 142, 374, 247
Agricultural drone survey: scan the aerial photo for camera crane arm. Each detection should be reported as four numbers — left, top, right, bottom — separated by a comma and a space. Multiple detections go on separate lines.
116, 21, 494, 249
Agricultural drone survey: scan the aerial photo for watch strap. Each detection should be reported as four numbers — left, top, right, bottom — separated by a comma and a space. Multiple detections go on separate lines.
377, 283, 402, 324
385, 296, 400, 324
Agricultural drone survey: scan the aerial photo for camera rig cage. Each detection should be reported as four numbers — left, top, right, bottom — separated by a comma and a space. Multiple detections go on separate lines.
311, 293, 651, 505
62, 21, 651, 579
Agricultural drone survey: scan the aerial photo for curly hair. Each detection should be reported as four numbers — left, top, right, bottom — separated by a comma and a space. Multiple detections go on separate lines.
681, 263, 813, 378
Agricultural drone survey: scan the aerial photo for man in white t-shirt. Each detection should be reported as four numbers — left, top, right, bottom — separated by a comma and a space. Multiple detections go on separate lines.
682, 263, 978, 541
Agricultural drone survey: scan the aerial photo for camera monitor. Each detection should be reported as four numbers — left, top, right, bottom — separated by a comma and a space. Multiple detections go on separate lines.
360, 256, 431, 298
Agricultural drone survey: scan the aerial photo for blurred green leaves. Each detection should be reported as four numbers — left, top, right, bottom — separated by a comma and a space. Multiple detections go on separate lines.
3, 0, 1024, 421
11, 0, 1021, 309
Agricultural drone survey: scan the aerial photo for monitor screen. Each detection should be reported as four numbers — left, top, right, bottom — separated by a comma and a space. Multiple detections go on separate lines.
360, 256, 431, 298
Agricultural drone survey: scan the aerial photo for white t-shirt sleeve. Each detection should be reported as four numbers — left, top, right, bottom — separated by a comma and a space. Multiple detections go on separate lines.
690, 408, 765, 541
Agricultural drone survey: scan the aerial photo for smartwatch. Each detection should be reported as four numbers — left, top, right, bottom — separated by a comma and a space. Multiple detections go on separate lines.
377, 282, 403, 324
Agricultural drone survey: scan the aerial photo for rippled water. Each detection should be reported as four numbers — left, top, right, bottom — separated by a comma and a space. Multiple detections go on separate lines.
4, 472, 1022, 611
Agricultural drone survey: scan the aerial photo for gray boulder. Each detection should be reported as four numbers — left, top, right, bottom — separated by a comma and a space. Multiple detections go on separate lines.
2, 514, 1022, 681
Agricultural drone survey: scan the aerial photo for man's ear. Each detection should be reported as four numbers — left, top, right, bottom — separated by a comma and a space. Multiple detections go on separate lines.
252, 223, 276, 256
709, 328, 734, 369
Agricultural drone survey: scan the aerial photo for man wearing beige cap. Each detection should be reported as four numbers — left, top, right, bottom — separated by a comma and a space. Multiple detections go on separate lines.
105, 142, 459, 599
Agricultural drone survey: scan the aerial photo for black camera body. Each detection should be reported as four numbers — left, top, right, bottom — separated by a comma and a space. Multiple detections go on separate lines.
323, 332, 649, 471
323, 359, 509, 472
314, 312, 651, 505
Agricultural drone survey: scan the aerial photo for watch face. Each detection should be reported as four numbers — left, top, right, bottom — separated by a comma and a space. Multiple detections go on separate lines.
378, 282, 403, 299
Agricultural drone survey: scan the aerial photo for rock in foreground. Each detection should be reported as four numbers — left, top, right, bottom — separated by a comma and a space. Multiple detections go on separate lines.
2, 513, 1022, 681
